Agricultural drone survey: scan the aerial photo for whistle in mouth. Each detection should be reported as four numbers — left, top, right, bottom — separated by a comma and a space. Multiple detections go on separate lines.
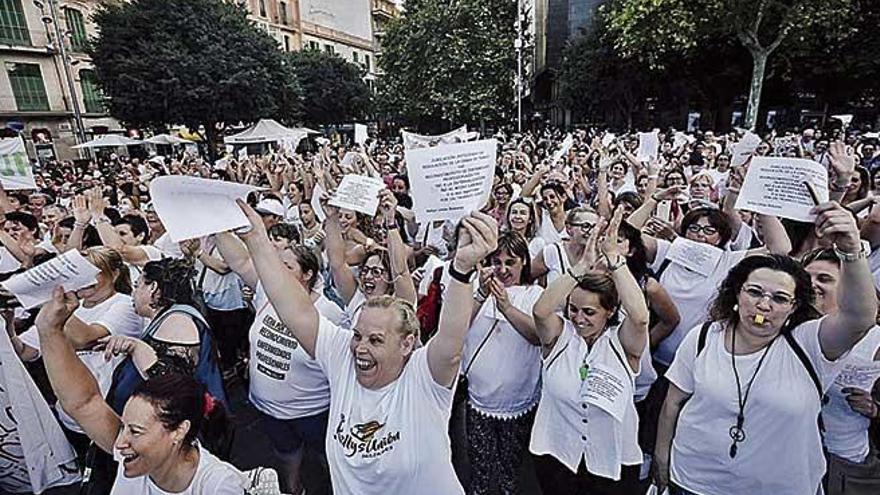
754, 314, 765, 325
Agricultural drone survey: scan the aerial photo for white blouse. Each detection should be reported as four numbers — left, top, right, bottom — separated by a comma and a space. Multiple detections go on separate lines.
529, 320, 642, 480
666, 318, 844, 495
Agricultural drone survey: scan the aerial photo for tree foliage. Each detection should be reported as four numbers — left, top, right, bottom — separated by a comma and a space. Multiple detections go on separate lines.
286, 49, 372, 125
377, 0, 517, 129
90, 0, 301, 135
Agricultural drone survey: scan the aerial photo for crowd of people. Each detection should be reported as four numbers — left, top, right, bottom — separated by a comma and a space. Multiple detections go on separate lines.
4, 124, 880, 495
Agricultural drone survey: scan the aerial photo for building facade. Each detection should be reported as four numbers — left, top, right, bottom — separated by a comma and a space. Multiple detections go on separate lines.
1, 0, 116, 161
242, 0, 303, 53
299, 0, 379, 88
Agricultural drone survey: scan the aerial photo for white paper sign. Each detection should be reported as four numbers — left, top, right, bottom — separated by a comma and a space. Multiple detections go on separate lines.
354, 124, 368, 145
673, 132, 688, 150
0, 138, 37, 190
832, 114, 854, 128
401, 126, 469, 150
665, 237, 723, 277
150, 176, 261, 242
237, 147, 247, 160
602, 133, 616, 148
581, 362, 629, 422
734, 157, 829, 222
637, 131, 659, 162
311, 183, 327, 222
551, 134, 573, 168
731, 131, 762, 167
2, 250, 100, 309
405, 139, 497, 223
328, 174, 385, 216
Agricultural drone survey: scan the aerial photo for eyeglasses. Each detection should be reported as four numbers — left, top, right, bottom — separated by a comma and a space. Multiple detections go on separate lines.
566, 222, 595, 233
686, 224, 719, 236
741, 286, 795, 306
360, 266, 386, 278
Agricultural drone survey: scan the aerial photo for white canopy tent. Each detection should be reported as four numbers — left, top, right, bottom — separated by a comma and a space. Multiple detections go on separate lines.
72, 134, 142, 149
223, 119, 308, 145
145, 134, 194, 145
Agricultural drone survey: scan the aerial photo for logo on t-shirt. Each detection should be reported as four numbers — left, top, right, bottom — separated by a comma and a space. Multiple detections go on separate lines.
333, 414, 401, 459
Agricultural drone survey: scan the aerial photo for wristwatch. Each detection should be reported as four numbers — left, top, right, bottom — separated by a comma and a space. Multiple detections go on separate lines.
832, 242, 868, 263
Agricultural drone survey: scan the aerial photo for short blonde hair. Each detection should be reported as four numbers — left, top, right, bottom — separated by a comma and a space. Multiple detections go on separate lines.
363, 295, 420, 338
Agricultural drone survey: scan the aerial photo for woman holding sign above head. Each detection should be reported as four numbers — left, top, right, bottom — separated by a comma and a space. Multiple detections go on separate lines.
237, 196, 499, 494
323, 188, 416, 329
653, 200, 877, 495
529, 208, 650, 495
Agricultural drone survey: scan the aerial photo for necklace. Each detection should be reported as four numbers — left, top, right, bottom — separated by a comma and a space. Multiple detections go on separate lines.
728, 325, 776, 458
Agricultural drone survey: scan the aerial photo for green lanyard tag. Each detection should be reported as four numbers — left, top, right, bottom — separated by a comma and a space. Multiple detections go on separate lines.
579, 363, 590, 381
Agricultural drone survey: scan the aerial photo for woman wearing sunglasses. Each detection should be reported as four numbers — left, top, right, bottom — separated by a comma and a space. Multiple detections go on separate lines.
531, 207, 600, 285
654, 201, 876, 495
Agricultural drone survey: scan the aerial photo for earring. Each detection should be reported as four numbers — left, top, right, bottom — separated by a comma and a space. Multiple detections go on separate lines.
733, 304, 739, 312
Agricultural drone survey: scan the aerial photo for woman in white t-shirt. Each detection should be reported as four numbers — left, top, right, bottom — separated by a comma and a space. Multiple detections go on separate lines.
506, 197, 546, 259
654, 202, 876, 495
33, 297, 245, 495
530, 208, 649, 494
463, 231, 543, 494
802, 248, 880, 493
214, 231, 340, 494
10, 246, 143, 460
238, 198, 499, 495
324, 189, 416, 329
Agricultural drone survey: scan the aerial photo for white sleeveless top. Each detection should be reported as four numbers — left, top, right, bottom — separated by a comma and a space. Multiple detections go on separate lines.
538, 209, 567, 245
462, 285, 543, 419
529, 320, 641, 480
823, 327, 880, 463
541, 241, 571, 285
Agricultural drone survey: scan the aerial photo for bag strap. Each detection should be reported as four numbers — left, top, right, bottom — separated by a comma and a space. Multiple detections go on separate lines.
782, 330, 823, 401
144, 304, 208, 340
696, 321, 712, 355
608, 334, 635, 386
655, 258, 673, 279
463, 320, 499, 377
196, 246, 215, 290
554, 242, 568, 274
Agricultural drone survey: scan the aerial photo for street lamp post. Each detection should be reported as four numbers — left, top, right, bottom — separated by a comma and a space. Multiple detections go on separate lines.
515, 0, 523, 134
40, 0, 87, 146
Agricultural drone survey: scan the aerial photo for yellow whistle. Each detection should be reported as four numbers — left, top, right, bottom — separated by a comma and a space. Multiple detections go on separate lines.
754, 314, 765, 325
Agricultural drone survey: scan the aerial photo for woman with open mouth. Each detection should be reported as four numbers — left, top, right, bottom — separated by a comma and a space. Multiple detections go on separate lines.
33, 288, 245, 494
460, 231, 543, 494
529, 208, 650, 495
323, 189, 417, 329
237, 198, 498, 494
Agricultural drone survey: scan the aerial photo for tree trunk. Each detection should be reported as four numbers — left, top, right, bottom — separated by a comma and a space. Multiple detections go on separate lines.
744, 49, 768, 131
204, 122, 218, 162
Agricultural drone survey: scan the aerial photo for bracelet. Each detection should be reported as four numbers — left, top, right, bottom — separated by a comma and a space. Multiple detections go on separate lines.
475, 288, 488, 303
448, 263, 475, 284
648, 175, 659, 180
832, 242, 868, 263
607, 255, 627, 272
95, 216, 111, 224
74, 221, 88, 229
650, 193, 662, 202
385, 222, 399, 230
567, 268, 587, 282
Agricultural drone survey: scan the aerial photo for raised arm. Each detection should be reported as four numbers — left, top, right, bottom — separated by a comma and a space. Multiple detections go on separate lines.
815, 201, 878, 360
379, 190, 416, 305
488, 278, 540, 345
66, 195, 90, 252
520, 164, 549, 199
213, 232, 257, 288
427, 212, 498, 387
35, 288, 120, 453
323, 199, 358, 304
237, 200, 319, 357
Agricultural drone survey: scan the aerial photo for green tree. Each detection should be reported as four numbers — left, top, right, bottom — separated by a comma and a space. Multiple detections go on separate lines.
605, 0, 851, 130
378, 0, 517, 129
90, 0, 301, 155
286, 49, 372, 126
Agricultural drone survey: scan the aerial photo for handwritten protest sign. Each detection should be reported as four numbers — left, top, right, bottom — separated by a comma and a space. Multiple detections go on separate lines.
0, 138, 37, 190
328, 175, 385, 216
637, 131, 659, 162
734, 157, 829, 222
2, 250, 99, 309
151, 176, 260, 242
406, 139, 497, 223
731, 131, 762, 167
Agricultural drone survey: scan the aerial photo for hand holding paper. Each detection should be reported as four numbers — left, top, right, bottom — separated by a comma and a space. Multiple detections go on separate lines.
733, 157, 829, 222
3, 250, 99, 309
328, 174, 385, 216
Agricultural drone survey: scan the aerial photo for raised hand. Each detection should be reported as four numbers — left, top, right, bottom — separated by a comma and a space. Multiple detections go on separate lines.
453, 211, 499, 273
234, 199, 268, 240
828, 140, 855, 186
600, 207, 625, 260
35, 286, 78, 332
377, 188, 398, 223
813, 201, 860, 252
72, 194, 91, 224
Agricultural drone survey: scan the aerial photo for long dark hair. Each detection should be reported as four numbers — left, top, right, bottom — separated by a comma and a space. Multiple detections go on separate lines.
618, 222, 649, 282
709, 255, 820, 331
506, 198, 537, 239
142, 258, 196, 310
132, 373, 231, 457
